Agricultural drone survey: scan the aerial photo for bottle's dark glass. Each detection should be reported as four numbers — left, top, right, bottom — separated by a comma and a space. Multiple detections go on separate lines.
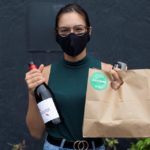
28, 61, 61, 126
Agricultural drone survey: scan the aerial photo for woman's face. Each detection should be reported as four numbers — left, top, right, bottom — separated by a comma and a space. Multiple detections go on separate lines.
56, 11, 90, 59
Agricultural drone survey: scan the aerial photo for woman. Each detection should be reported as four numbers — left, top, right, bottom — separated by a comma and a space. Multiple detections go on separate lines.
25, 3, 123, 150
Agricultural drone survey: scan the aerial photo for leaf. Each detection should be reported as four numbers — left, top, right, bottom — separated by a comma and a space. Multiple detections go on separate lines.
7, 139, 26, 150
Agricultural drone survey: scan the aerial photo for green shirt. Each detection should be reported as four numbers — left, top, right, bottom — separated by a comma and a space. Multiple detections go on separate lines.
47, 55, 101, 141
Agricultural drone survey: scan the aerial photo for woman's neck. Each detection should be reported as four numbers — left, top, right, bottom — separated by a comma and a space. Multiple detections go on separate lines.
63, 49, 87, 62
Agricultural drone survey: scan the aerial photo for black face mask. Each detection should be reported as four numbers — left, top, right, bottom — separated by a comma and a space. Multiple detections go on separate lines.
56, 32, 90, 56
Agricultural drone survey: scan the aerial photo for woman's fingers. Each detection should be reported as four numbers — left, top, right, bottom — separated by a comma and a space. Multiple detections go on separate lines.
26, 77, 45, 90
39, 64, 44, 72
25, 71, 42, 80
110, 69, 121, 81
110, 69, 123, 90
101, 62, 125, 90
101, 62, 113, 72
26, 75, 45, 85
25, 64, 45, 94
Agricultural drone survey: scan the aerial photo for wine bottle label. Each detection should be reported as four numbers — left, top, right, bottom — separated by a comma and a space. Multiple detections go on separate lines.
37, 98, 59, 123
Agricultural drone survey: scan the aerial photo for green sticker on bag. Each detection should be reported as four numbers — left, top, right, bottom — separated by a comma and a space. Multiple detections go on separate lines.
90, 72, 108, 90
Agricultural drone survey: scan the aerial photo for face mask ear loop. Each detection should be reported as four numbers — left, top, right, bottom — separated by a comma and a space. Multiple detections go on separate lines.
87, 26, 92, 35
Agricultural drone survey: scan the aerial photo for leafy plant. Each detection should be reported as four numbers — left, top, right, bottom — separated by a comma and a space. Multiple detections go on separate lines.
7, 139, 26, 150
129, 138, 150, 150
105, 138, 119, 150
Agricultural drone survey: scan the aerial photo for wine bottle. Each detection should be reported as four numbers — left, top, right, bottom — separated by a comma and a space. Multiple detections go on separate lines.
28, 61, 61, 126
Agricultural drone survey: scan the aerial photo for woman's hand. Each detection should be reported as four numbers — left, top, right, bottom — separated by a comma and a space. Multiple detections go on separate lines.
25, 64, 45, 95
101, 62, 126, 90
109, 68, 124, 90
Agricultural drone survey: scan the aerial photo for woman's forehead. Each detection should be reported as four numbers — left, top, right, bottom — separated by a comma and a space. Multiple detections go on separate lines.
58, 12, 86, 27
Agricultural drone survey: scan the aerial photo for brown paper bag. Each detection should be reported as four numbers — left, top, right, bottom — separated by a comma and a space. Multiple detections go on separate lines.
83, 68, 150, 137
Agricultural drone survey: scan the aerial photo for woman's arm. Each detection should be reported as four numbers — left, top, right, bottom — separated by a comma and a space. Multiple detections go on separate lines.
25, 65, 50, 139
26, 93, 45, 139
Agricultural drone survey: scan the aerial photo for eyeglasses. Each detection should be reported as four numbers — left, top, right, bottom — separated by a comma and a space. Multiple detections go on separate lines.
57, 25, 90, 37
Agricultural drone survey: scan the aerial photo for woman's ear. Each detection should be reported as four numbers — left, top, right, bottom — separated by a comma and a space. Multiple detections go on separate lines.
89, 26, 92, 35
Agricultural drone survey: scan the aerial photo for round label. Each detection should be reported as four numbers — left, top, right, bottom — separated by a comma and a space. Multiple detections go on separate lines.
90, 72, 108, 90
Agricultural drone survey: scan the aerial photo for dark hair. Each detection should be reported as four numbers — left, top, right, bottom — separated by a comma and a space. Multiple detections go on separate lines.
55, 3, 91, 29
